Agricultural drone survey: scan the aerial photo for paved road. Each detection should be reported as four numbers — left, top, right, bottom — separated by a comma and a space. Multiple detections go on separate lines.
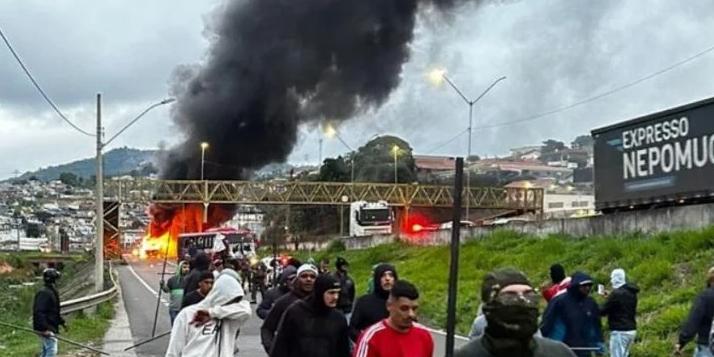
118, 257, 266, 357
118, 257, 465, 356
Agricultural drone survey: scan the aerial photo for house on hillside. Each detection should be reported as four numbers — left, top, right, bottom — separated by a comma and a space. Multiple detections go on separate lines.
473, 159, 573, 182
506, 180, 595, 219
413, 155, 456, 183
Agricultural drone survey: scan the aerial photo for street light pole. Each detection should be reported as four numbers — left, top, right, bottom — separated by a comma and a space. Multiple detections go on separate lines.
200, 142, 209, 180
393, 145, 399, 184
94, 95, 175, 293
440, 74, 506, 220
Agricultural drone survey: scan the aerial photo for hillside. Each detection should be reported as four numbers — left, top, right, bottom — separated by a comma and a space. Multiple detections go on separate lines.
307, 228, 714, 356
18, 147, 157, 181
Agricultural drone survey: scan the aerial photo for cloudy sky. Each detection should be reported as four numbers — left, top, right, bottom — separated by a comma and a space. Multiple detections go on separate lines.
2, 0, 714, 179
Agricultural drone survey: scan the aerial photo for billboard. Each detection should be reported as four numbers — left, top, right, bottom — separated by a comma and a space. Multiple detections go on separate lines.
592, 97, 714, 210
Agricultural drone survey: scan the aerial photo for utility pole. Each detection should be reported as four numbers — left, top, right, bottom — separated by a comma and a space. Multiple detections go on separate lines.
95, 93, 104, 293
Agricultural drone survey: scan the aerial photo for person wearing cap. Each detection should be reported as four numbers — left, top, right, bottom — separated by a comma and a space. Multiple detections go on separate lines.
269, 274, 350, 357
349, 263, 398, 342
261, 263, 317, 353
257, 265, 298, 320
675, 267, 714, 356
456, 268, 575, 357
542, 263, 571, 303
33, 268, 66, 357
541, 271, 605, 357
166, 273, 252, 357
212, 258, 224, 279
333, 257, 355, 319
600, 268, 638, 357
353, 280, 433, 357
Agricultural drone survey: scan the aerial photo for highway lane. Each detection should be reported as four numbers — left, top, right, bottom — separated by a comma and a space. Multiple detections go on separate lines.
119, 257, 266, 356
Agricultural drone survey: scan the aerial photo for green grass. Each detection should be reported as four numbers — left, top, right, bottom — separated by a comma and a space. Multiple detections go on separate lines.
0, 253, 114, 356
296, 227, 714, 356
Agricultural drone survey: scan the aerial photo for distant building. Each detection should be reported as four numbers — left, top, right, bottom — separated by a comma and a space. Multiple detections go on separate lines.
473, 159, 573, 182
505, 179, 595, 219
413, 155, 456, 182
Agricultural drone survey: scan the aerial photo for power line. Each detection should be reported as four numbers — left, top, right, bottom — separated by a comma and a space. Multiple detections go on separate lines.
0, 25, 94, 136
476, 43, 714, 130
425, 128, 468, 154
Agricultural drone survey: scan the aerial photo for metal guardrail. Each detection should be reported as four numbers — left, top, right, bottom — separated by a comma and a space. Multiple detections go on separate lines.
60, 263, 118, 315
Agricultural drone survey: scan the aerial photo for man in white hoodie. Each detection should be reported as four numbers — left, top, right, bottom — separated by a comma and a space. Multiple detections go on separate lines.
166, 270, 252, 357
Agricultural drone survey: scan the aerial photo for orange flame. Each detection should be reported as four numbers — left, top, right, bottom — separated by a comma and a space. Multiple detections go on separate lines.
141, 203, 234, 259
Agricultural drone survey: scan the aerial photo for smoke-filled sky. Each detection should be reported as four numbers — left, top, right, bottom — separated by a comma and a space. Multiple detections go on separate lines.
2, 0, 714, 179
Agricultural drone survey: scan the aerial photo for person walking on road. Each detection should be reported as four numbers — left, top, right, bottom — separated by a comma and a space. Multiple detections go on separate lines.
257, 265, 297, 319
541, 271, 605, 356
600, 268, 638, 357
542, 263, 571, 303
251, 262, 268, 304
270, 274, 350, 357
162, 260, 190, 325
349, 263, 398, 342
456, 268, 575, 357
165, 273, 252, 357
675, 267, 714, 356
182, 252, 211, 296
333, 257, 355, 320
261, 263, 317, 353
33, 268, 67, 357
319, 258, 331, 275
181, 272, 214, 309
353, 280, 433, 357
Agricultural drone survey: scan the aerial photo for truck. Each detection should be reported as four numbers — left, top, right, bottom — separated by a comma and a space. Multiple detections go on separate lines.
592, 97, 714, 212
349, 200, 393, 236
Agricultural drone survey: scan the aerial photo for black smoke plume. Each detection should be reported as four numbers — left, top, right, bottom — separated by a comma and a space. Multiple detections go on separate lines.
163, 0, 467, 180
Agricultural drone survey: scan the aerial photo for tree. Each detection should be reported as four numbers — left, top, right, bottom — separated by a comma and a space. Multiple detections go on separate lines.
318, 157, 350, 182
541, 139, 566, 154
352, 135, 417, 183
571, 135, 594, 150
59, 172, 79, 186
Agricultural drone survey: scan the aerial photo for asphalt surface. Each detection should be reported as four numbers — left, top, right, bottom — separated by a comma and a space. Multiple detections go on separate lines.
118, 257, 465, 356
118, 258, 266, 357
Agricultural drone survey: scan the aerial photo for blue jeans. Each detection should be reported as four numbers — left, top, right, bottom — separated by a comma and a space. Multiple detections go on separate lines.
169, 309, 180, 325
610, 330, 636, 357
694, 344, 714, 357
39, 336, 57, 357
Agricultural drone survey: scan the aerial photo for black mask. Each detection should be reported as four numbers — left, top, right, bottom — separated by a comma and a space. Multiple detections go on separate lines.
483, 291, 539, 340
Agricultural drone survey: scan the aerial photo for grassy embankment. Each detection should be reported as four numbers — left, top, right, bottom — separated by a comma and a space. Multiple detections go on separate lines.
0, 253, 114, 357
300, 227, 714, 356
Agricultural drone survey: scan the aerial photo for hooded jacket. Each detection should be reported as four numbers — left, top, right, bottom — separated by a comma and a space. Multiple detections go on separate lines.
349, 263, 398, 342
182, 253, 211, 296
33, 282, 65, 334
600, 271, 638, 332
261, 271, 313, 353
163, 261, 188, 312
258, 266, 297, 320
455, 335, 576, 357
540, 272, 603, 354
166, 273, 252, 357
269, 275, 350, 357
333, 257, 355, 315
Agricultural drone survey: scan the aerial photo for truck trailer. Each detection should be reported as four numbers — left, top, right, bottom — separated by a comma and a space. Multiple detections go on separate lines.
592, 97, 714, 212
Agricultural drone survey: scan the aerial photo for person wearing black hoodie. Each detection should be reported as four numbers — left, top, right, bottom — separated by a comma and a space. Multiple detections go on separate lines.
541, 271, 605, 357
182, 252, 211, 296
675, 267, 714, 356
257, 265, 298, 319
333, 257, 355, 318
33, 268, 66, 357
600, 268, 638, 357
261, 264, 317, 353
269, 274, 350, 357
349, 263, 397, 342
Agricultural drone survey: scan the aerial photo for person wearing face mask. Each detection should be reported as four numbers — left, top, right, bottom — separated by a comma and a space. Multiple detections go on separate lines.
456, 269, 574, 357
333, 257, 355, 319
353, 280, 433, 357
165, 273, 252, 357
541, 271, 605, 357
675, 267, 714, 356
261, 264, 318, 353
269, 274, 350, 357
349, 263, 398, 342
600, 268, 638, 357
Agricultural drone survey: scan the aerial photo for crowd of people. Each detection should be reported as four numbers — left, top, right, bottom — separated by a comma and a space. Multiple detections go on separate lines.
24, 247, 709, 357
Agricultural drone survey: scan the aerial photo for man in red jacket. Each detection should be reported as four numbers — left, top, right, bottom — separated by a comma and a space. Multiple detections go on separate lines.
353, 280, 433, 357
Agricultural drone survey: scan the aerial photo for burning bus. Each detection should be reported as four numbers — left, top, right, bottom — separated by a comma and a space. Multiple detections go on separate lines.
177, 227, 257, 260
